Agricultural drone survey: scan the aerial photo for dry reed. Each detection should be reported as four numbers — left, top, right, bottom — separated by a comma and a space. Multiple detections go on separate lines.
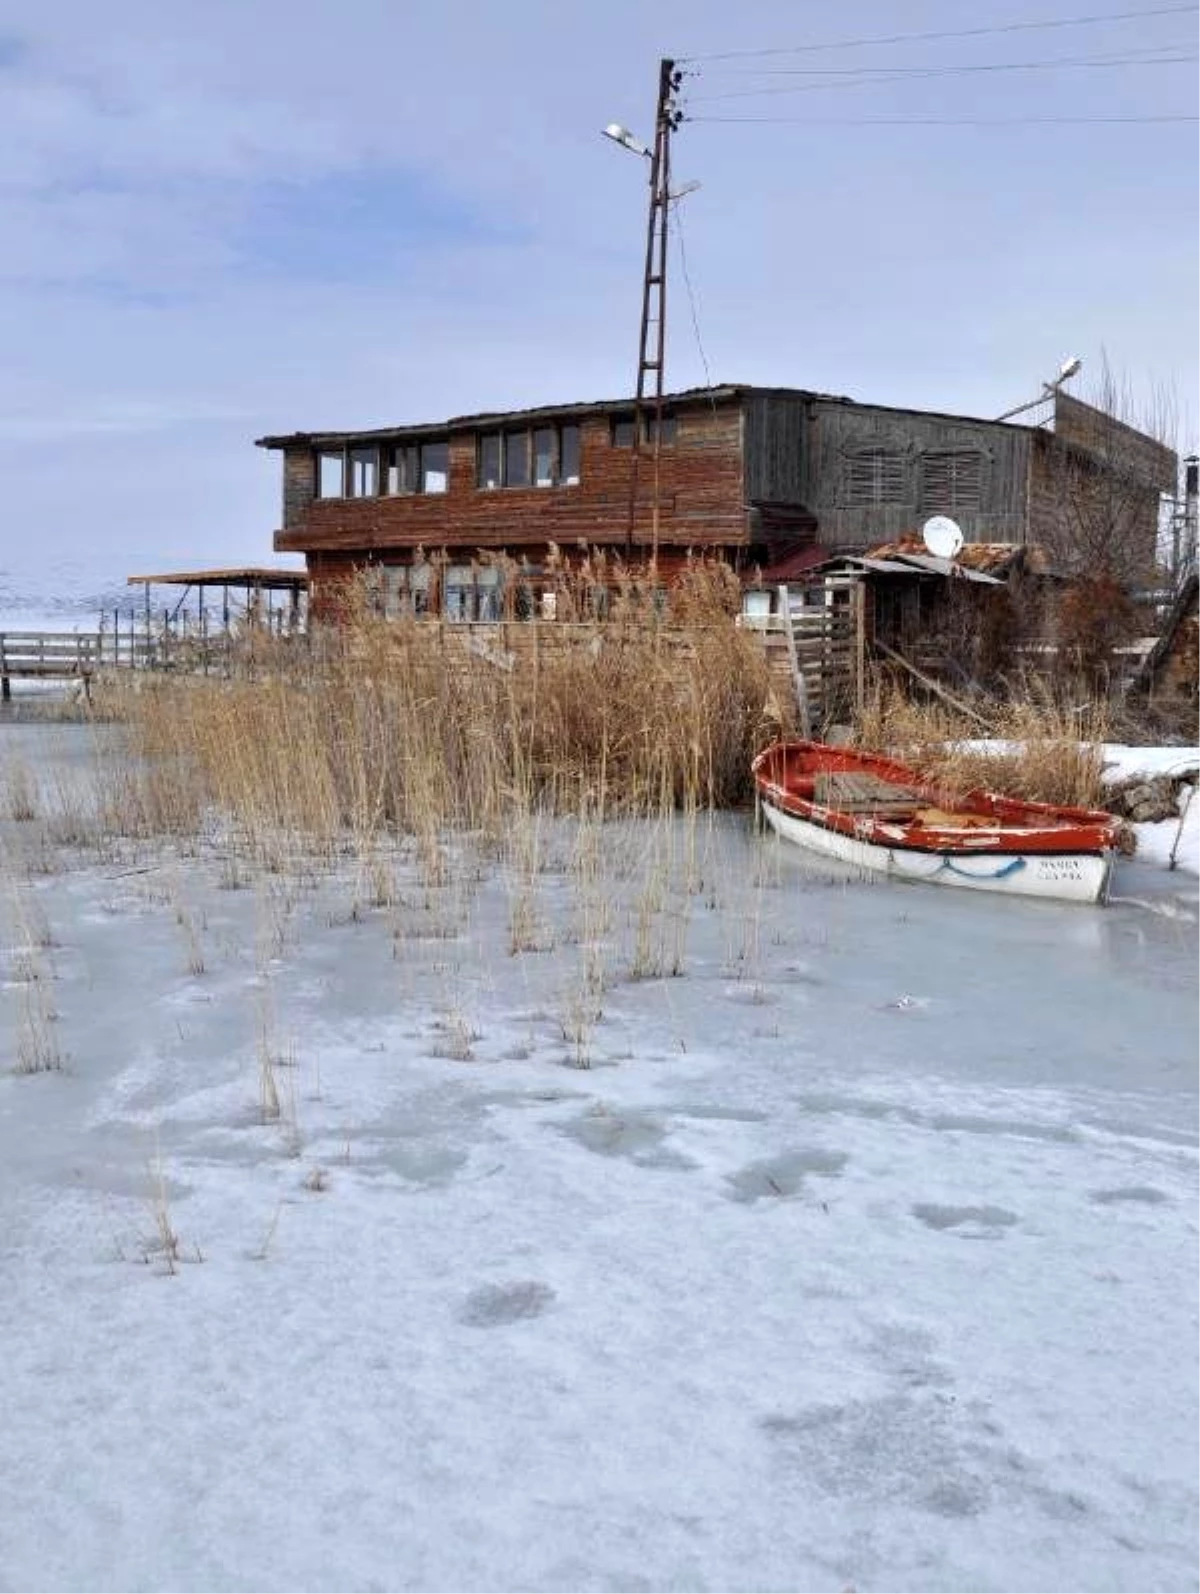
99, 561, 769, 859
853, 679, 1111, 809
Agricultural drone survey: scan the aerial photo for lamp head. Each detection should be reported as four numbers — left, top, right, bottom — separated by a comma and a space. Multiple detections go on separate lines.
602, 122, 652, 158
1058, 356, 1082, 382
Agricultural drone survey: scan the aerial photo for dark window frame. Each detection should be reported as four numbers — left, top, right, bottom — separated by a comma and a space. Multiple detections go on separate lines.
316, 438, 450, 500
610, 413, 678, 448
476, 423, 582, 490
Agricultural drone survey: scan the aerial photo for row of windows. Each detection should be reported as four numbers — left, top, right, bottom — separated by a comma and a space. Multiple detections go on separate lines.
477, 424, 580, 489
319, 443, 449, 499
843, 448, 987, 513
315, 413, 679, 499
375, 564, 632, 623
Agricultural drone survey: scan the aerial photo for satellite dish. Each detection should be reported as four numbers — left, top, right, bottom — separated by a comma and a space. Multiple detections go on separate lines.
922, 515, 964, 560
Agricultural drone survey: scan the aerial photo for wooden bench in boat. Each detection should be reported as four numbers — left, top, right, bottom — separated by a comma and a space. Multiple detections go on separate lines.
813, 770, 921, 816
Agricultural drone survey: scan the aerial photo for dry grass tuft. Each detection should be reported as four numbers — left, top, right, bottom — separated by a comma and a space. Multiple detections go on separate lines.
853, 680, 1111, 810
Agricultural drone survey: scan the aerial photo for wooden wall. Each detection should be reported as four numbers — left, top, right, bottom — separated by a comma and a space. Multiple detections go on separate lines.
273, 403, 749, 563
798, 399, 1032, 548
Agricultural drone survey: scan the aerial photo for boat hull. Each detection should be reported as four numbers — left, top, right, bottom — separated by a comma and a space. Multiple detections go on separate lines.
759, 795, 1114, 904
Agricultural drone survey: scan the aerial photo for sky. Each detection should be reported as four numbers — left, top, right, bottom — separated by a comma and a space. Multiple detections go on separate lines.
0, 0, 1196, 608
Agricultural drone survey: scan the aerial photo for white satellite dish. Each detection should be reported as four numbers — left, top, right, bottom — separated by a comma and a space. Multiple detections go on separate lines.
922, 515, 964, 560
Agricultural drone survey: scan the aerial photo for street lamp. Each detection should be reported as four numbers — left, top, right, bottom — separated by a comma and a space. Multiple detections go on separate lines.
995, 356, 1083, 422
601, 61, 683, 561
602, 123, 652, 160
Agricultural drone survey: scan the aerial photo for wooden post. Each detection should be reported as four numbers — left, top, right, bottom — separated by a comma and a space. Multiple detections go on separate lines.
778, 584, 812, 739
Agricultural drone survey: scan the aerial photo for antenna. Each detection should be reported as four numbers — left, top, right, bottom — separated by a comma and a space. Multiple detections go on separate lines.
922, 515, 964, 559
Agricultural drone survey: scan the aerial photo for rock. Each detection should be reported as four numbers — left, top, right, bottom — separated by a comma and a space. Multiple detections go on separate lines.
1106, 773, 1187, 823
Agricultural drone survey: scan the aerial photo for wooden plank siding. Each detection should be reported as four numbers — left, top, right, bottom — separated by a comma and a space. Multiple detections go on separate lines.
796, 398, 1033, 550
273, 403, 749, 560
261, 385, 1173, 620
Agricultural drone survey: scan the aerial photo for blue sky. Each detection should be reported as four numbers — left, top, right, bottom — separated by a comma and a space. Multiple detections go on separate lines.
0, 0, 1196, 604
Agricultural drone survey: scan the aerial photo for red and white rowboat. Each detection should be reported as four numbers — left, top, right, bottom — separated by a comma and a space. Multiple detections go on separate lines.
751, 740, 1123, 904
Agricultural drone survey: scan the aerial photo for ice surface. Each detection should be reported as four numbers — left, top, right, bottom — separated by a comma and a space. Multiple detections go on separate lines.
0, 724, 1196, 1593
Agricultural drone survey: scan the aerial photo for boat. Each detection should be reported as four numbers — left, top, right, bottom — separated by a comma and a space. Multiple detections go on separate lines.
751, 739, 1123, 904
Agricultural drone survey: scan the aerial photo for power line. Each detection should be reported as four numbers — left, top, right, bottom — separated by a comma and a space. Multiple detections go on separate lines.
670, 200, 714, 395
680, 4, 1199, 64
687, 50, 1196, 102
699, 42, 1193, 75
688, 113, 1197, 124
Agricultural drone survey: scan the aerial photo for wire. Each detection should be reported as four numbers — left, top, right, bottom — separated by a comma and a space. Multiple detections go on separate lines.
688, 113, 1197, 124
688, 51, 1196, 102
671, 199, 714, 396
679, 4, 1199, 64
698, 41, 1192, 74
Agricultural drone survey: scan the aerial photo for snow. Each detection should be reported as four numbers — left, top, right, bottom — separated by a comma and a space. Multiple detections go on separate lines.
0, 724, 1197, 1593
1100, 745, 1200, 784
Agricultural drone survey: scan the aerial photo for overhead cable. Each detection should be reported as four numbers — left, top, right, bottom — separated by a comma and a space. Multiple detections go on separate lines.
680, 4, 1198, 64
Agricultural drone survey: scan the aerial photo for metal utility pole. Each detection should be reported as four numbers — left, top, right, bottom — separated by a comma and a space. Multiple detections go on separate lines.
625, 58, 683, 563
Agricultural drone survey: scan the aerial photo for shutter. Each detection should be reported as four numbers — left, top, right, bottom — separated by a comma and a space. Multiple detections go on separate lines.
920, 450, 984, 512
845, 449, 908, 506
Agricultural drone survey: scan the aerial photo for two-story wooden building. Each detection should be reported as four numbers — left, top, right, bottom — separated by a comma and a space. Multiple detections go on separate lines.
259, 383, 1174, 618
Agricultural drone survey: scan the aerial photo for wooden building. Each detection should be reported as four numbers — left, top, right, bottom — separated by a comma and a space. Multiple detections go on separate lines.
258, 384, 1174, 617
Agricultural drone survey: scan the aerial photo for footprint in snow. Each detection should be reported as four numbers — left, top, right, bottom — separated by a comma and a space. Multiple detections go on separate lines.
460, 1280, 555, 1327
912, 1203, 1018, 1238
1089, 1186, 1168, 1206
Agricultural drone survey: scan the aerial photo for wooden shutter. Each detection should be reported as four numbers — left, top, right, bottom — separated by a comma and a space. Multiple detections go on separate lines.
845, 449, 908, 506
920, 450, 984, 512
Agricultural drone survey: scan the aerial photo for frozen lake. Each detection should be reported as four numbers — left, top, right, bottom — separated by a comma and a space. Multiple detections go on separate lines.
0, 722, 1196, 1592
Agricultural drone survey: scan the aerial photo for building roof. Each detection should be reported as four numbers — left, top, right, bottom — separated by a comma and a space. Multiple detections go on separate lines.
126, 566, 308, 591
255, 384, 1043, 450
863, 536, 1059, 577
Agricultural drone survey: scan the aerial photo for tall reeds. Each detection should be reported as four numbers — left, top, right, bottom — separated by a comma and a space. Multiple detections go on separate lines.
100, 561, 770, 857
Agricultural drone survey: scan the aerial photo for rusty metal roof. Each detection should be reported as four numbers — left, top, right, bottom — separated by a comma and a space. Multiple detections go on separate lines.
863, 536, 1058, 576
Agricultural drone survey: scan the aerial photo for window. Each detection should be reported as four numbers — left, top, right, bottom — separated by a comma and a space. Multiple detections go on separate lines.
385, 444, 420, 495
560, 424, 580, 485
381, 563, 431, 617
420, 441, 449, 494
321, 437, 449, 498
476, 566, 502, 620
477, 424, 581, 488
533, 427, 554, 488
348, 446, 378, 498
444, 564, 474, 622
442, 564, 503, 622
611, 413, 677, 447
317, 449, 344, 498
843, 449, 910, 507
478, 434, 502, 490
919, 449, 985, 514
504, 431, 530, 488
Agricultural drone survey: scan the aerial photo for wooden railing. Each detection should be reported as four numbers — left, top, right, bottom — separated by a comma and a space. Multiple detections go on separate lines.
0, 628, 238, 698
